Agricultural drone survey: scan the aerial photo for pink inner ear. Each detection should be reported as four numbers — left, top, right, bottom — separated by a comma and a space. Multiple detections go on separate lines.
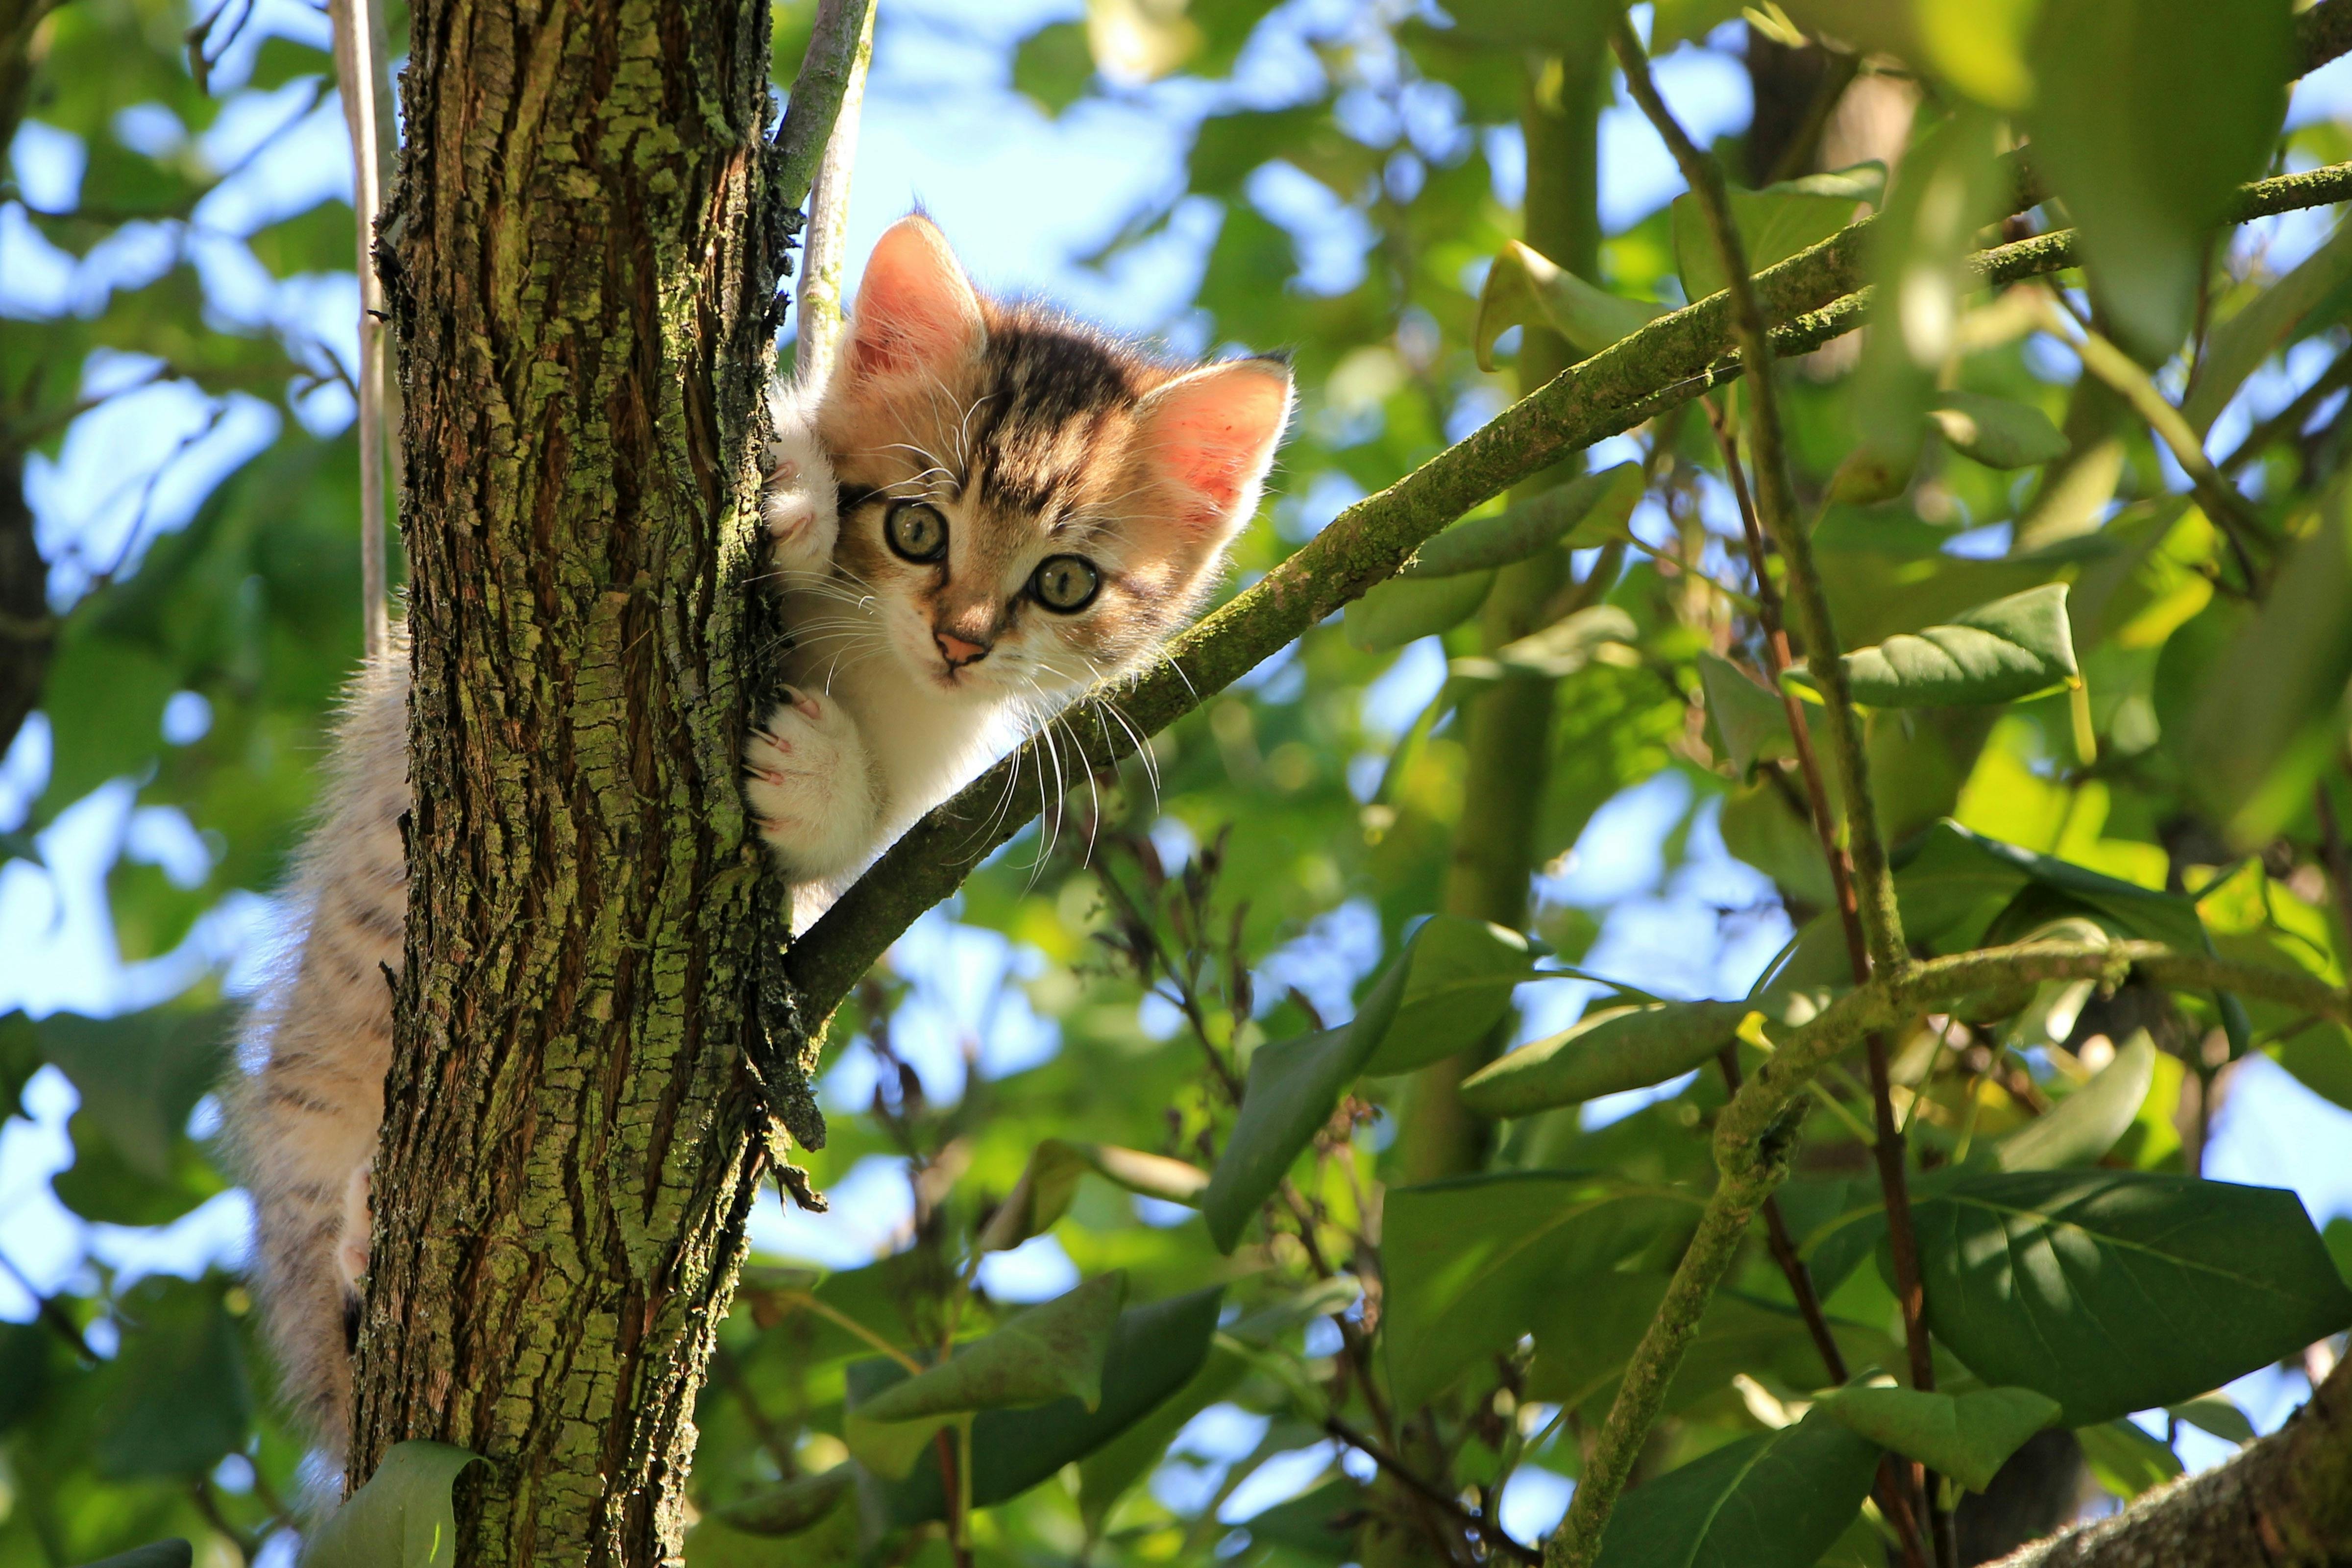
845, 219, 980, 383
1149, 366, 1291, 520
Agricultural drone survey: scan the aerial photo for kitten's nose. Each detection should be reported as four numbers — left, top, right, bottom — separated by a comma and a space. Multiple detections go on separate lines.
936, 630, 991, 668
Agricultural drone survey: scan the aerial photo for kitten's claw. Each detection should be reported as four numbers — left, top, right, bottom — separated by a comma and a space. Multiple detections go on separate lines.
761, 433, 839, 574
745, 686, 877, 883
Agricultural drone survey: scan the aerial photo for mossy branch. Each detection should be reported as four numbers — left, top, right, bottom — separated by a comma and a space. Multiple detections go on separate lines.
1543, 940, 2352, 1568
770, 0, 876, 214
783, 157, 2352, 1020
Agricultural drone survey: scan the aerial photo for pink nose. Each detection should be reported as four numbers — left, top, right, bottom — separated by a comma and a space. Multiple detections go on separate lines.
936, 632, 989, 667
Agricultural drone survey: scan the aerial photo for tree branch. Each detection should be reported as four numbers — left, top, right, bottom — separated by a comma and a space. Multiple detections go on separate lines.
770, 0, 876, 215
1987, 1354, 2352, 1567
2298, 0, 2352, 80
1541, 939, 2352, 1568
783, 158, 2352, 1022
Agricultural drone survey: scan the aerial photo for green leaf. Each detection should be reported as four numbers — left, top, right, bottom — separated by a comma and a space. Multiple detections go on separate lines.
865, 1285, 1225, 1526
1345, 569, 1494, 652
36, 1007, 231, 1181
1405, 465, 1643, 579
854, 1272, 1127, 1426
0, 1320, 53, 1435
76, 1546, 194, 1568
2184, 220, 2352, 434
1011, 20, 1093, 115
300, 1441, 484, 1568
2074, 1418, 2182, 1500
2025, 0, 2292, 359
1915, 1170, 2352, 1425
1239, 1477, 1365, 1560
0, 1011, 41, 1124
2165, 1394, 2255, 1446
1834, 584, 2080, 708
1455, 605, 1640, 685
712, 1465, 854, 1536
1457, 999, 1751, 1118
974, 1140, 1208, 1252
37, 632, 180, 814
1201, 951, 1411, 1252
53, 1110, 225, 1225
93, 1275, 249, 1479
1439, 0, 1612, 50
1697, 651, 1799, 778
1359, 914, 1540, 1076
1818, 1383, 2060, 1493
1592, 1410, 1882, 1568
1673, 164, 1884, 306
2183, 494, 2352, 846
1928, 392, 2071, 470
1995, 1030, 2156, 1171
1474, 240, 1661, 368
1381, 1171, 1699, 1409
1528, 1277, 1900, 1419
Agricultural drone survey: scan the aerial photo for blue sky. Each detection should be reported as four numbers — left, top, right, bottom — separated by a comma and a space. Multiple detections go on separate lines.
4, 0, 2352, 1537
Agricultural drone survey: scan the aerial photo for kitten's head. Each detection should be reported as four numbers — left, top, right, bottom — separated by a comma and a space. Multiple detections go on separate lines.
815, 215, 1291, 706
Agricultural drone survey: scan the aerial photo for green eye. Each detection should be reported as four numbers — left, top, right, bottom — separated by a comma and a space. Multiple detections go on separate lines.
1031, 555, 1101, 613
884, 501, 948, 564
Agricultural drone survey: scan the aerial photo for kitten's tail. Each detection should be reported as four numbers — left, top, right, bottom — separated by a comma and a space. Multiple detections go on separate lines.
225, 627, 414, 1466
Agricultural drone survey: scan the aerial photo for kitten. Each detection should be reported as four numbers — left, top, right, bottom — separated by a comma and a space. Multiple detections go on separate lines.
229, 212, 1292, 1462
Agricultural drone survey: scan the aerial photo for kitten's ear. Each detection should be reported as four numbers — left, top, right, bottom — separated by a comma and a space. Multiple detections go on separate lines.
838, 215, 984, 388
1132, 357, 1293, 537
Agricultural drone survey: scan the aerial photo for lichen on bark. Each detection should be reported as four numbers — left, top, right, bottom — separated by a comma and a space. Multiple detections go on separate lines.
354, 0, 807, 1556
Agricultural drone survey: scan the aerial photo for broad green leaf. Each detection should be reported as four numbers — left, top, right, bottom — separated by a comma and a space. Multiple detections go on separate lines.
1915, 0, 2038, 108
2165, 1394, 2254, 1446
300, 1441, 484, 1568
1528, 1277, 1900, 1419
0, 1320, 52, 1434
1239, 1478, 1364, 1560
2184, 219, 2352, 434
1834, 584, 2080, 708
1202, 951, 1410, 1252
1344, 570, 1493, 652
2075, 1418, 2182, 1500
36, 1007, 231, 1182
36, 631, 181, 817
1011, 20, 1094, 115
1439, 0, 1612, 50
1698, 651, 1799, 777
1915, 1170, 2352, 1424
53, 1109, 226, 1225
1359, 914, 1540, 1076
1673, 164, 1885, 307
1458, 1000, 1751, 1118
1077, 1342, 1249, 1527
2183, 493, 2352, 846
712, 1466, 854, 1536
1592, 1410, 1882, 1568
0, 1012, 44, 1125
1455, 605, 1639, 684
1818, 1383, 2060, 1493
93, 1275, 249, 1479
1928, 392, 2070, 470
1474, 240, 1661, 368
975, 1140, 1208, 1252
1995, 1030, 2156, 1171
1405, 465, 1643, 579
855, 1272, 1127, 1426
1381, 1171, 1699, 1408
2025, 0, 2292, 359
866, 1285, 1224, 1526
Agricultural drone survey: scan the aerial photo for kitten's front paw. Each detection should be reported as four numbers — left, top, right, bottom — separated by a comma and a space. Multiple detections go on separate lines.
761, 437, 839, 577
746, 686, 877, 883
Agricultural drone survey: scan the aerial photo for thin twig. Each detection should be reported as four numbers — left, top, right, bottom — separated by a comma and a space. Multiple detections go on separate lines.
2218, 343, 2352, 477
1583, 22, 1944, 1566
1325, 1416, 1539, 1565
327, 0, 395, 659
793, 0, 874, 385
771, 0, 878, 214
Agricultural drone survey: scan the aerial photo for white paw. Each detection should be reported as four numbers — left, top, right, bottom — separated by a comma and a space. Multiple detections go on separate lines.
337, 1163, 372, 1293
745, 685, 878, 883
761, 434, 839, 578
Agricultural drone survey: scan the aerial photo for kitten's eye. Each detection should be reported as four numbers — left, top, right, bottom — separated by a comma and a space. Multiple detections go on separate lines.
1030, 555, 1101, 613
884, 500, 949, 564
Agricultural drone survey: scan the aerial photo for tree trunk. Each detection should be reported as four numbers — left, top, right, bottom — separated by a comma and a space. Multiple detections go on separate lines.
352, 0, 797, 1556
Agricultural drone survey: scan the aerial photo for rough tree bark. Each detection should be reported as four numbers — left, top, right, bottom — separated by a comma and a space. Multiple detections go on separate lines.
352, 0, 800, 1557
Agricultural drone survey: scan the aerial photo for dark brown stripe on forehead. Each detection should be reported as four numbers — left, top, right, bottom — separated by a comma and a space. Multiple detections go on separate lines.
970, 307, 1153, 517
